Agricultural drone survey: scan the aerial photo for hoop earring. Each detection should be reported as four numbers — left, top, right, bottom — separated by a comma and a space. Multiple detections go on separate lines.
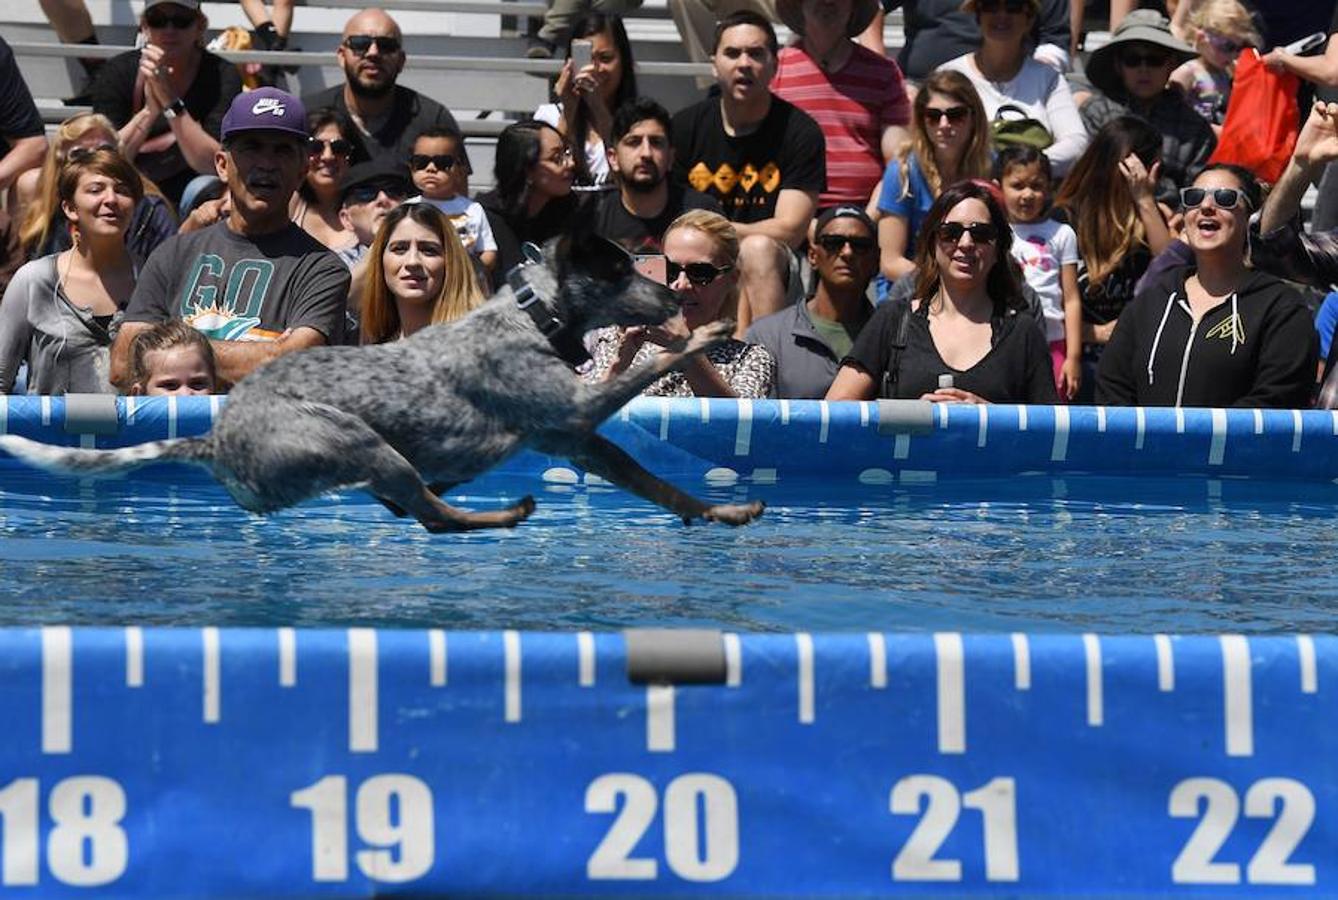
70, 223, 83, 253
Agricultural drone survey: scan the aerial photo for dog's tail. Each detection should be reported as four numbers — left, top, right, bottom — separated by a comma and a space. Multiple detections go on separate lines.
0, 434, 213, 476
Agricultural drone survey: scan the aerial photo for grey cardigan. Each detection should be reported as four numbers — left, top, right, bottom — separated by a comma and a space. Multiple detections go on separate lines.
0, 256, 119, 395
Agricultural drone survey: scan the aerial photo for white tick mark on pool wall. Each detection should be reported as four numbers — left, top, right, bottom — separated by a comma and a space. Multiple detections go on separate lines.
935, 632, 965, 753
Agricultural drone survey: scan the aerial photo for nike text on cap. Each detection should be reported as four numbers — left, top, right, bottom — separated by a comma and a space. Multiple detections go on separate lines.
221, 87, 310, 142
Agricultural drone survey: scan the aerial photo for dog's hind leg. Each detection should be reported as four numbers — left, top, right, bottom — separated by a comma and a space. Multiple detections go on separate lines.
374, 482, 461, 519
217, 401, 534, 531
555, 434, 763, 526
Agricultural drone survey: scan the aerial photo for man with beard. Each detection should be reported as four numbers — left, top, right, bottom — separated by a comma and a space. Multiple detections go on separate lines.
111, 88, 350, 390
593, 98, 720, 254
301, 8, 459, 165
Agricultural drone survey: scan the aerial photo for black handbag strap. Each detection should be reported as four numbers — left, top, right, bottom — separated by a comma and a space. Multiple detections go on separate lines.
879, 301, 913, 399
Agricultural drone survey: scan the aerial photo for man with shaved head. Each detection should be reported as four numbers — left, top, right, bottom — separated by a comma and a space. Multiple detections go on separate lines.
302, 7, 459, 165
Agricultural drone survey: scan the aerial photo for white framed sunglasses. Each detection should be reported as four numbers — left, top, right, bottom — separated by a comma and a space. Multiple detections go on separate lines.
1180, 186, 1251, 211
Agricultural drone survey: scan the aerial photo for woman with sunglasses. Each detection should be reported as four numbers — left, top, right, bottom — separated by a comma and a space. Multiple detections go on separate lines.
938, 0, 1087, 176
588, 210, 775, 398
535, 14, 638, 190
876, 70, 992, 300
1079, 10, 1215, 203
89, 0, 241, 207
0, 150, 142, 395
291, 108, 365, 253
828, 180, 1056, 404
15, 113, 174, 269
1096, 165, 1317, 409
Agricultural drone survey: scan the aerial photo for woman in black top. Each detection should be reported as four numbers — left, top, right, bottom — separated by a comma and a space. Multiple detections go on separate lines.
826, 180, 1056, 404
475, 120, 581, 286
90, 0, 242, 206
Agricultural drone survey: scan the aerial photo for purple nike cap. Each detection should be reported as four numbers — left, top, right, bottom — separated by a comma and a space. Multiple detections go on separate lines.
221, 87, 308, 141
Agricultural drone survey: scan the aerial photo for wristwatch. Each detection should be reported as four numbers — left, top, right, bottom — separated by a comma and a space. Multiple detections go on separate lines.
163, 97, 187, 120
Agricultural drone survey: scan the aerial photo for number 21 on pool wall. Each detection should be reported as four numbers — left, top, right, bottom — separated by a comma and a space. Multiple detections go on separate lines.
890, 775, 1019, 882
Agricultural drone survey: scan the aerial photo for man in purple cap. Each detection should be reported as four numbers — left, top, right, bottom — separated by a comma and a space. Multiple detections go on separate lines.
111, 88, 351, 390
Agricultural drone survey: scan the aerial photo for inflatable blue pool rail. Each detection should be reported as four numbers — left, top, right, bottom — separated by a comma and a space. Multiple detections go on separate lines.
7, 394, 1338, 481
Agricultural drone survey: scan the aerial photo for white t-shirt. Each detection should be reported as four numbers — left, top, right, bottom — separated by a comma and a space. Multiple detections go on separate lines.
1009, 219, 1079, 343
415, 195, 498, 256
534, 101, 610, 187
937, 53, 1088, 177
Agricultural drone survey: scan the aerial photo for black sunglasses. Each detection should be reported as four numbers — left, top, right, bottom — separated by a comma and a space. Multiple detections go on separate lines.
1120, 51, 1171, 68
66, 143, 118, 163
409, 154, 460, 172
666, 259, 732, 287
924, 106, 970, 125
145, 8, 197, 29
977, 0, 1029, 13
308, 137, 354, 157
343, 34, 402, 55
816, 234, 876, 254
345, 182, 407, 204
1180, 186, 1250, 210
936, 221, 999, 245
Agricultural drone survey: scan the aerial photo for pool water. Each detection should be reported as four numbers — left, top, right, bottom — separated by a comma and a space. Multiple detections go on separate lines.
3, 461, 1336, 634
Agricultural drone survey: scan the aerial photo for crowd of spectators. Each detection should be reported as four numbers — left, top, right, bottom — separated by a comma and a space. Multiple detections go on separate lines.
0, 0, 1335, 412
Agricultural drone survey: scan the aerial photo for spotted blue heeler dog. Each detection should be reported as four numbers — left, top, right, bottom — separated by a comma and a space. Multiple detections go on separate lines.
0, 231, 765, 532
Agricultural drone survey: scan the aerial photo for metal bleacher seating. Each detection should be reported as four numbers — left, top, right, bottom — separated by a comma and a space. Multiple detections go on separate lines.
5, 0, 907, 189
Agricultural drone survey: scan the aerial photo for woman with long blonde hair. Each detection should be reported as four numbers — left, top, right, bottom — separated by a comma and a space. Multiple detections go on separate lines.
360, 203, 482, 344
15, 112, 174, 267
0, 150, 142, 394
875, 70, 992, 297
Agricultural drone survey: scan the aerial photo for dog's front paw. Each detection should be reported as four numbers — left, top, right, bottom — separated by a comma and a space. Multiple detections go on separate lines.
685, 319, 735, 354
702, 499, 765, 526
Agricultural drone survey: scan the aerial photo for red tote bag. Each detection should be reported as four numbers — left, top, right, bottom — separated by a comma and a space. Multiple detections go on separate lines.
1207, 48, 1300, 184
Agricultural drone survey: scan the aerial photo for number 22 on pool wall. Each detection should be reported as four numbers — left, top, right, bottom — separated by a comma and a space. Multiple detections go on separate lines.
1170, 777, 1315, 885
890, 775, 1019, 882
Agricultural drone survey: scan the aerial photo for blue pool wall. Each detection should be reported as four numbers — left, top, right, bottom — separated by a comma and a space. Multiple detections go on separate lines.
0, 627, 1332, 896
7, 394, 1338, 481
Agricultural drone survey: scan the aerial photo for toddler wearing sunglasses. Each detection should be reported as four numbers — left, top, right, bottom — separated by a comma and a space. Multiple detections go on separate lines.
407, 127, 498, 276
1169, 0, 1260, 134
995, 147, 1082, 400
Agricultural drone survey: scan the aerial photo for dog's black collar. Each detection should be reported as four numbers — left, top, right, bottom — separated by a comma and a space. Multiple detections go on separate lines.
508, 264, 591, 369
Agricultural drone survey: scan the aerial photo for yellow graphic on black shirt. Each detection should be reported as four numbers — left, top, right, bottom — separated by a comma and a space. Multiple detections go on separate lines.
1205, 313, 1246, 345
688, 162, 782, 207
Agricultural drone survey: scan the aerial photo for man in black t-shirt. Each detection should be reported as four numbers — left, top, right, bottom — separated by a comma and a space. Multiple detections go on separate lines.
0, 36, 49, 204
594, 98, 721, 255
302, 8, 460, 166
671, 11, 825, 332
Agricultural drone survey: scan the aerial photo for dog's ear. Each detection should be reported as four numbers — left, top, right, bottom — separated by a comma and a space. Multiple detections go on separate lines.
562, 228, 634, 283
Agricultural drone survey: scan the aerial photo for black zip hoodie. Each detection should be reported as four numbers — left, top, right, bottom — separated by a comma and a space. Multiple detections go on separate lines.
1096, 267, 1317, 408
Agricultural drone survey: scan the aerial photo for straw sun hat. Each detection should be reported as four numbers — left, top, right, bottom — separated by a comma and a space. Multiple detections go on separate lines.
776, 0, 880, 39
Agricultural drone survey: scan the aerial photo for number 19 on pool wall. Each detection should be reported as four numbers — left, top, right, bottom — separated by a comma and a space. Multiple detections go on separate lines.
290, 774, 435, 883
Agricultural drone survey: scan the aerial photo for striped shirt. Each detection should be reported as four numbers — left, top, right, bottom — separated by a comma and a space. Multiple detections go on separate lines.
772, 43, 911, 208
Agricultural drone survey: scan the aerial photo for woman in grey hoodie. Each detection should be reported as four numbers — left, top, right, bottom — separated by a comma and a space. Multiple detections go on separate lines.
0, 150, 142, 394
